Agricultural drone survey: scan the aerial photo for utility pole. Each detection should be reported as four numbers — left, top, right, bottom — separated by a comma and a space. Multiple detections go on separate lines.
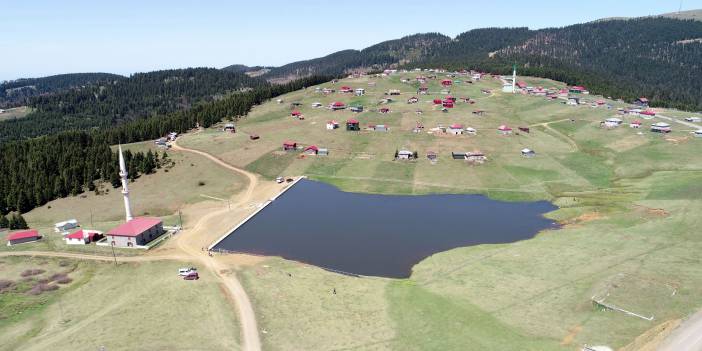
90, 208, 94, 227
110, 242, 117, 266
178, 210, 183, 229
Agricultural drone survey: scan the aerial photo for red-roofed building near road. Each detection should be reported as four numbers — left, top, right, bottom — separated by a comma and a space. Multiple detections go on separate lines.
330, 101, 346, 110
442, 100, 454, 108
346, 119, 360, 131
291, 110, 302, 117
106, 217, 163, 248
498, 125, 513, 135
516, 81, 527, 89
641, 110, 656, 116
304, 145, 319, 155
283, 141, 297, 151
6, 229, 42, 246
432, 98, 442, 105
65, 229, 104, 245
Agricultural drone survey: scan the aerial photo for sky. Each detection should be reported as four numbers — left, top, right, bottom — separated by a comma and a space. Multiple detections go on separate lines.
2, 0, 701, 81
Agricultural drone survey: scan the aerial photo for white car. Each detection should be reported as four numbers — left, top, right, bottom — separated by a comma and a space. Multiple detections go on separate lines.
684, 117, 701, 123
178, 267, 197, 276
276, 177, 284, 184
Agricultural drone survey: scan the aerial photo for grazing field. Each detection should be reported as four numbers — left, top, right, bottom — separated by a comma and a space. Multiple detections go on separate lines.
0, 257, 240, 351
3, 141, 246, 254
182, 72, 702, 350
0, 106, 32, 121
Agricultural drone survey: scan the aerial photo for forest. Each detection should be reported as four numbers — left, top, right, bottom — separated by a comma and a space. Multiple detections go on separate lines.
0, 68, 268, 143
0, 75, 331, 216
0, 72, 125, 108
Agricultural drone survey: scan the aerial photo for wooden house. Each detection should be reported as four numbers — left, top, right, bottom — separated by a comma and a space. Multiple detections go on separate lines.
350, 105, 364, 113
407, 97, 419, 104
498, 125, 513, 135
326, 120, 340, 130
355, 88, 365, 96
634, 97, 649, 107
379, 108, 391, 114
397, 150, 415, 160
224, 123, 236, 132
346, 119, 360, 131
629, 120, 642, 128
304, 145, 319, 155
283, 141, 297, 151
651, 122, 671, 133
330, 101, 346, 110
448, 124, 463, 135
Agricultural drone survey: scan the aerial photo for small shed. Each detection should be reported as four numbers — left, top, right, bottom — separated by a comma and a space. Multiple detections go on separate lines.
498, 125, 513, 135
567, 97, 580, 106
452, 152, 467, 160
326, 120, 340, 130
346, 119, 360, 131
54, 219, 79, 233
350, 105, 364, 113
427, 151, 437, 160
331, 101, 346, 110
407, 97, 419, 104
224, 123, 236, 132
374, 124, 388, 132
629, 120, 642, 128
466, 151, 487, 163
318, 148, 329, 156
291, 110, 302, 117
379, 108, 390, 114
521, 148, 536, 157
442, 100, 454, 108
387, 89, 401, 96
283, 141, 297, 151
7, 230, 42, 246
355, 88, 365, 96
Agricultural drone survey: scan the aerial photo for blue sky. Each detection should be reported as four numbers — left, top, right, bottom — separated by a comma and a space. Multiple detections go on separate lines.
2, 0, 700, 81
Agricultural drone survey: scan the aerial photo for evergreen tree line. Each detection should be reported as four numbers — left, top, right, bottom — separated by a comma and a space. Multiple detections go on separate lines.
0, 213, 28, 230
0, 72, 125, 108
0, 68, 269, 143
0, 74, 332, 216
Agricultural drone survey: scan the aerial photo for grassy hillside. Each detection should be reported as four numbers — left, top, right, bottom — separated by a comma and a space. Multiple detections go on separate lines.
0, 257, 240, 351
182, 72, 702, 350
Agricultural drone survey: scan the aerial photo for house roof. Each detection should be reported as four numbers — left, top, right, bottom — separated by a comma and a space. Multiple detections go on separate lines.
291, 110, 301, 115
283, 140, 297, 146
398, 150, 413, 155
637, 97, 649, 102
641, 110, 656, 116
332, 101, 345, 107
347, 118, 359, 124
107, 217, 162, 237
450, 124, 463, 129
498, 125, 512, 131
304, 145, 319, 152
7, 229, 40, 241
328, 120, 339, 124
631, 120, 642, 124
521, 148, 534, 153
570, 86, 586, 91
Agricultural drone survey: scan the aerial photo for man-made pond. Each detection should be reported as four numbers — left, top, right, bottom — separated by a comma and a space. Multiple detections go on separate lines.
214, 179, 558, 278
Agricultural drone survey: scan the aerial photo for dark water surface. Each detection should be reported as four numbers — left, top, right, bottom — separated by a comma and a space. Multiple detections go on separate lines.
214, 179, 558, 278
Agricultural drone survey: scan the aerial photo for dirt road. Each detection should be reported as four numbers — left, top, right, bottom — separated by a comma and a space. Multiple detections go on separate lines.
0, 251, 188, 262
658, 311, 702, 351
171, 139, 263, 351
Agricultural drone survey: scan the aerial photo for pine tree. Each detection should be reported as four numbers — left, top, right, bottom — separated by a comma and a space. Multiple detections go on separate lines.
7, 214, 16, 229
13, 213, 28, 230
0, 215, 8, 229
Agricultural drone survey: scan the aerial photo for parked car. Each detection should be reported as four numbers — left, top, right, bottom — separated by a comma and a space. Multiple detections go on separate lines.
276, 177, 284, 184
178, 267, 197, 276
183, 272, 199, 280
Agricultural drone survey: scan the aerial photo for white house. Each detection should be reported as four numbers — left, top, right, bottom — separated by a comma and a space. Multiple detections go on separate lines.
603, 117, 623, 128
464, 127, 477, 135
447, 124, 463, 135
311, 102, 322, 108
326, 120, 339, 130
684, 117, 702, 123
521, 148, 536, 157
397, 150, 414, 160
355, 88, 365, 96
694, 130, 702, 138
566, 97, 580, 106
54, 219, 79, 233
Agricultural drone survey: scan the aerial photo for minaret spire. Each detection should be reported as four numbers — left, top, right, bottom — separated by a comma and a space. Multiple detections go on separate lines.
118, 145, 133, 221
512, 64, 517, 94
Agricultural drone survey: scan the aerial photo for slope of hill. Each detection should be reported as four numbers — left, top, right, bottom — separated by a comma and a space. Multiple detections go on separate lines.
250, 15, 702, 110
660, 9, 702, 21
0, 68, 269, 143
263, 33, 451, 82
0, 72, 125, 108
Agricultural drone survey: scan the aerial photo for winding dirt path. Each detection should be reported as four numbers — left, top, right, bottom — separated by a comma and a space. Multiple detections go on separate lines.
170, 139, 262, 351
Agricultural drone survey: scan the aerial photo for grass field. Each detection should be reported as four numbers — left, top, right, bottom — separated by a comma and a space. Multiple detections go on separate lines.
0, 256, 240, 351
3, 141, 247, 254
204, 72, 702, 350
0, 106, 31, 122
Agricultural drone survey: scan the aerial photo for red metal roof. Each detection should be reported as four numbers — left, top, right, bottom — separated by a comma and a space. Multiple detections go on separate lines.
332, 101, 345, 107
450, 124, 463, 129
66, 230, 85, 239
498, 125, 513, 131
641, 110, 656, 116
107, 217, 162, 237
283, 140, 296, 146
7, 229, 40, 241
291, 110, 301, 116
433, 99, 442, 104
304, 145, 319, 152
570, 86, 586, 91
346, 118, 359, 124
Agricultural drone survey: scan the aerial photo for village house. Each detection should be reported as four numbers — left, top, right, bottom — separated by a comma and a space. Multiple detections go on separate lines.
465, 127, 477, 135
65, 229, 103, 245
283, 141, 297, 151
448, 124, 463, 135
346, 119, 360, 131
640, 110, 656, 118
54, 219, 79, 233
502, 83, 514, 93
441, 79, 453, 87
304, 145, 319, 155
569, 86, 589, 94
694, 130, 702, 138
355, 88, 365, 96
651, 122, 671, 133
330, 101, 346, 110
684, 117, 702, 123
465, 151, 487, 163
442, 100, 454, 108
291, 110, 302, 118
350, 105, 364, 113
312, 102, 322, 108
326, 120, 340, 130
418, 85, 428, 94
167, 132, 178, 141
387, 89, 401, 96
379, 107, 391, 114
373, 124, 388, 132
521, 148, 536, 158
6, 229, 42, 246
396, 150, 415, 160
516, 81, 528, 90
630, 120, 642, 128
634, 97, 649, 107
407, 96, 419, 104
106, 217, 164, 248
566, 97, 580, 106
603, 117, 623, 128
318, 148, 329, 156
340, 86, 353, 93
224, 123, 236, 132
322, 88, 335, 94
498, 125, 513, 135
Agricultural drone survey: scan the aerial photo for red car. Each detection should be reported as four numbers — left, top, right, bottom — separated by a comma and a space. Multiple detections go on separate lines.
183, 272, 199, 280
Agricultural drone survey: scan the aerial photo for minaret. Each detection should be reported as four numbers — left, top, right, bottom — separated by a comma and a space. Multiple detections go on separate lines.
118, 145, 133, 222
512, 64, 517, 93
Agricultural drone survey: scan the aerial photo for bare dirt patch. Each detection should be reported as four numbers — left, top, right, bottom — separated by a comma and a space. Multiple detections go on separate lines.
632, 205, 670, 218
619, 319, 681, 351
560, 211, 606, 227
560, 324, 582, 346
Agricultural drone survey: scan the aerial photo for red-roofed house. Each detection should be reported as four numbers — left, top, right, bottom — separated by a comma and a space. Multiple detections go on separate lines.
442, 100, 454, 108
304, 145, 319, 155
346, 119, 360, 131
441, 79, 452, 86
445, 95, 456, 102
569, 86, 588, 94
448, 124, 464, 135
283, 141, 297, 151
291, 110, 302, 117
516, 81, 527, 89
106, 217, 163, 248
330, 101, 346, 110
65, 229, 104, 245
340, 86, 353, 93
641, 110, 656, 116
498, 125, 513, 135
6, 229, 41, 246
432, 98, 442, 105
